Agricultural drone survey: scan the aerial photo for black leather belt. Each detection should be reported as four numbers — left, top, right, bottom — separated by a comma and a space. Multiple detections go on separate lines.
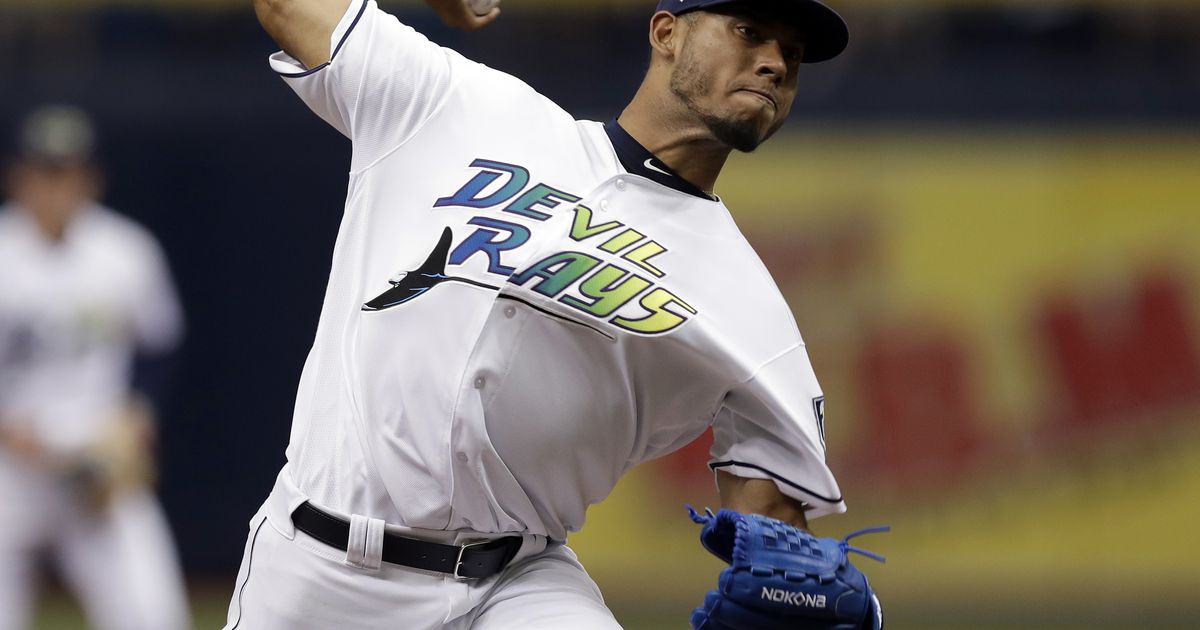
291, 501, 523, 579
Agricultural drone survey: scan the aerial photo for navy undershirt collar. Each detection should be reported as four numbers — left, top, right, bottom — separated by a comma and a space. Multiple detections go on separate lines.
603, 119, 717, 202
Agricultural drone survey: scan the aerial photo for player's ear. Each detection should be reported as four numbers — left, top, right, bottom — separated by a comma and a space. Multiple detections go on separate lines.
648, 11, 681, 61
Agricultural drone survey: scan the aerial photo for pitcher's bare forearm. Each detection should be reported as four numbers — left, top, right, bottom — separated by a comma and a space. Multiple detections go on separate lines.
717, 470, 810, 530
254, 0, 351, 70
254, 0, 500, 70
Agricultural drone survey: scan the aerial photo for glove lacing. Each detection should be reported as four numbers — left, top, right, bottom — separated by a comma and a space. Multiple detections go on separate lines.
686, 505, 716, 524
839, 526, 890, 564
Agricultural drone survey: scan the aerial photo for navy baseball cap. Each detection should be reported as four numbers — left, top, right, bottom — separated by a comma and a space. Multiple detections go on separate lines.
17, 105, 96, 166
655, 0, 849, 63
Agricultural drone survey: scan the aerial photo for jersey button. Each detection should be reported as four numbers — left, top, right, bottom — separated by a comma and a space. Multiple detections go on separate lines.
615, 178, 627, 191
473, 376, 486, 390
456, 452, 469, 463
599, 200, 610, 212
504, 306, 516, 318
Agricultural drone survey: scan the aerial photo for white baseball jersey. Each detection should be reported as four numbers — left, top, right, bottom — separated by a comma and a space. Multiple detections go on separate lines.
0, 203, 183, 452
267, 0, 844, 542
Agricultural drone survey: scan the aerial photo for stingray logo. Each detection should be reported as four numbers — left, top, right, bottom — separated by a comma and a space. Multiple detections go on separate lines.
362, 227, 498, 312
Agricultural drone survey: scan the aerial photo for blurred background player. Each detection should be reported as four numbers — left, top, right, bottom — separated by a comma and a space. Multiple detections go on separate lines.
0, 105, 190, 630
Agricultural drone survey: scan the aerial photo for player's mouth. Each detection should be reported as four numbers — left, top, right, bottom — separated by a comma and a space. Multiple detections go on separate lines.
736, 88, 777, 110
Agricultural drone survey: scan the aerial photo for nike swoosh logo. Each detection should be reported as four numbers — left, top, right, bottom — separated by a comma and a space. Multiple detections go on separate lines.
643, 158, 671, 176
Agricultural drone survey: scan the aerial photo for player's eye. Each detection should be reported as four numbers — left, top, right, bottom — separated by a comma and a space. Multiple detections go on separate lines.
735, 24, 762, 41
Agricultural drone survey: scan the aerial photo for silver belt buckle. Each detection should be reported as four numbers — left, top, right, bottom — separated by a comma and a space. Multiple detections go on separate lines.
453, 539, 490, 580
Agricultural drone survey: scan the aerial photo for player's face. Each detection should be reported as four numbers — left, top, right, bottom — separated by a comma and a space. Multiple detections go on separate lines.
5, 161, 99, 237
669, 7, 804, 152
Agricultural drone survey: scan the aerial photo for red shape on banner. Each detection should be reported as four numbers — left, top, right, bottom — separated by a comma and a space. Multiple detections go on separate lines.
855, 324, 983, 487
1040, 269, 1200, 428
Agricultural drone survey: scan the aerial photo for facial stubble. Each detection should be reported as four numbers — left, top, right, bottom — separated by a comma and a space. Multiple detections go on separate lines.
668, 39, 769, 153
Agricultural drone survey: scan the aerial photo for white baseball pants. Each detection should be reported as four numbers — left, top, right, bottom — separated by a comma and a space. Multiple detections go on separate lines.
223, 477, 622, 630
0, 457, 191, 630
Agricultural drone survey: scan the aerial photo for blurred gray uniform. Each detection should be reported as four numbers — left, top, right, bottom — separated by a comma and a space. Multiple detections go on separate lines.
0, 109, 190, 630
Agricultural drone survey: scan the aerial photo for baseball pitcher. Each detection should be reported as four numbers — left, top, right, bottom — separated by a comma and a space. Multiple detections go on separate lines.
227, 1, 883, 628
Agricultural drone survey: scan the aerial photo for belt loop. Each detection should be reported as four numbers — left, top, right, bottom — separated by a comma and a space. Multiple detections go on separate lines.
345, 514, 385, 570
364, 517, 385, 569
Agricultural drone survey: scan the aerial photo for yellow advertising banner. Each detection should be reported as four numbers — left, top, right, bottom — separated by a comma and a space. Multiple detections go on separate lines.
570, 128, 1200, 626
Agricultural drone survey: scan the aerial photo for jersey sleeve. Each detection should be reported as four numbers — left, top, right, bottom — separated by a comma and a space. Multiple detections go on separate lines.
268, 0, 456, 169
710, 344, 847, 519
127, 233, 184, 356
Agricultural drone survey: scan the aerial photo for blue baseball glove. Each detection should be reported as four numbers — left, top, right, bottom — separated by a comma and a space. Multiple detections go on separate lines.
688, 507, 888, 630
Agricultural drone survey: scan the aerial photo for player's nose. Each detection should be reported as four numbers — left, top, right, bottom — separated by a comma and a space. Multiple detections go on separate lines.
753, 41, 789, 83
